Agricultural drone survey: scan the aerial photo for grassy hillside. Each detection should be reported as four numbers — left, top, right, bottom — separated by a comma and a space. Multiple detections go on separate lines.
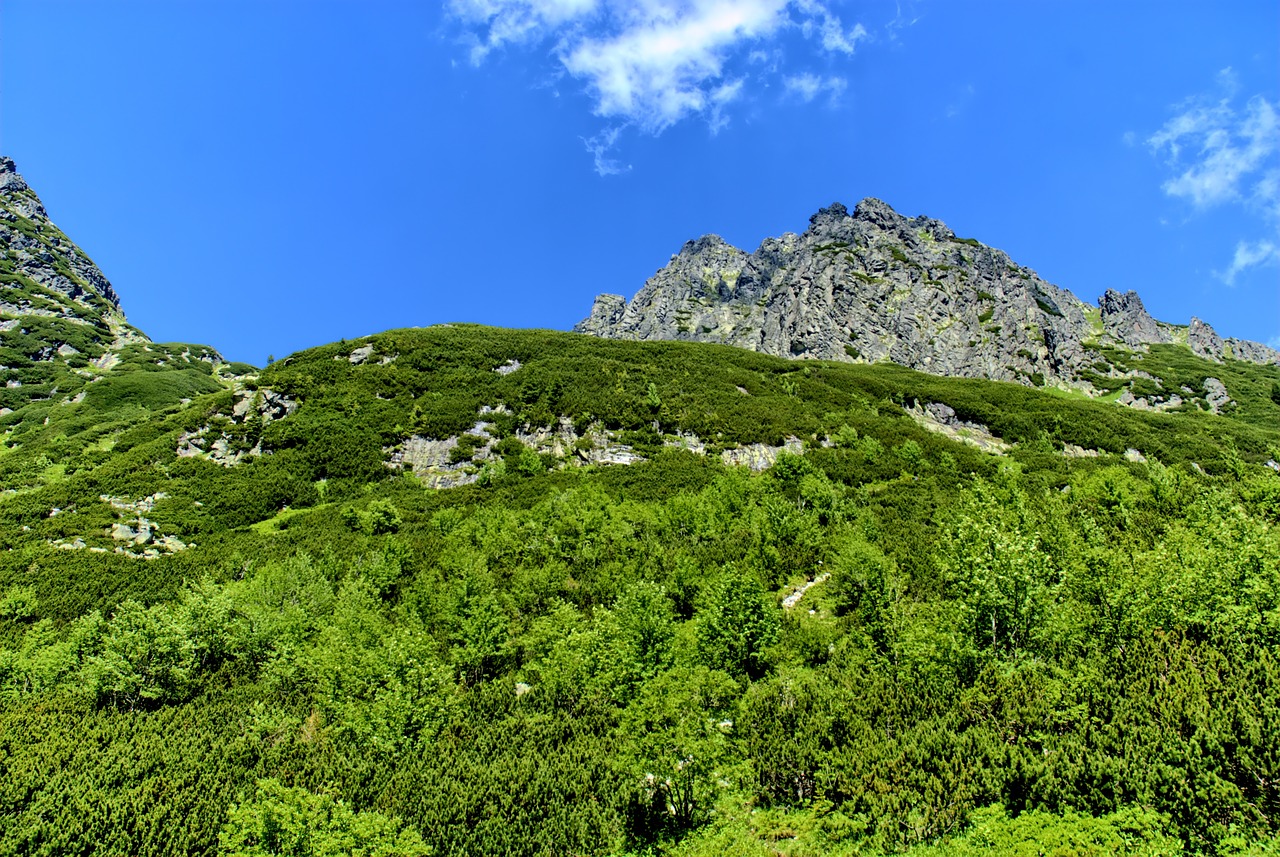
0, 325, 1277, 856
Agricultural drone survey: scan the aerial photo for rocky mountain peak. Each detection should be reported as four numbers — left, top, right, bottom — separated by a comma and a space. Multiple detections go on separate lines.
678, 233, 733, 256
850, 197, 898, 227
809, 202, 851, 228
576, 199, 1280, 395
1188, 316, 1225, 361
1, 157, 121, 311
1, 156, 28, 189
1, 156, 151, 413
1099, 288, 1169, 348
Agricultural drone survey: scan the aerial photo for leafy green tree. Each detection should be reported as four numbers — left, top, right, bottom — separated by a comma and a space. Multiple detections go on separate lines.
828, 532, 903, 653
302, 578, 453, 750
907, 804, 1181, 856
940, 479, 1056, 659
605, 581, 676, 694
616, 667, 740, 838
452, 577, 508, 685
81, 600, 196, 709
514, 447, 545, 480
219, 778, 428, 856
0, 584, 38, 621
696, 566, 779, 680
357, 499, 402, 535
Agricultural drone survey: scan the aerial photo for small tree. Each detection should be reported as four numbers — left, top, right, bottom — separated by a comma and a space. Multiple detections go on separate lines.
81, 600, 196, 709
220, 778, 429, 856
696, 565, 779, 680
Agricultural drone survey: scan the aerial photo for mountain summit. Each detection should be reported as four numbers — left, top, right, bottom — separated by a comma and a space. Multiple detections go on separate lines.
576, 198, 1279, 392
1, 158, 223, 415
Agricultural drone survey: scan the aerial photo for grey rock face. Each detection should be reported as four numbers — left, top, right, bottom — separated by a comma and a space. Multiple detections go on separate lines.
1, 157, 123, 314
1225, 338, 1280, 365
578, 294, 628, 336
1099, 289, 1170, 347
577, 198, 1280, 388
1187, 317, 1225, 361
576, 197, 1098, 386
1203, 377, 1231, 413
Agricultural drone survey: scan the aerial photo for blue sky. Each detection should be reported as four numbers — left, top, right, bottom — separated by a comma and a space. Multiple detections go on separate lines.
2, 1, 1277, 365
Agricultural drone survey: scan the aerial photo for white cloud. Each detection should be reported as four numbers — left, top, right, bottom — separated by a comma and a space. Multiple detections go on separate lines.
450, 0, 868, 137
1147, 70, 1280, 285
783, 72, 845, 104
795, 0, 867, 54
582, 126, 631, 176
562, 0, 790, 132
708, 78, 744, 132
1216, 239, 1280, 286
449, 0, 602, 62
1147, 77, 1279, 210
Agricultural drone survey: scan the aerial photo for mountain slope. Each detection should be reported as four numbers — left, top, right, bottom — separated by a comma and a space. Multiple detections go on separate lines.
1, 162, 1278, 857
576, 199, 1280, 400
0, 160, 245, 498
0, 157, 152, 412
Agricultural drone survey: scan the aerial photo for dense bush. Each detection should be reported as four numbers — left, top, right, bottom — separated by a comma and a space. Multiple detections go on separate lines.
0, 326, 1277, 855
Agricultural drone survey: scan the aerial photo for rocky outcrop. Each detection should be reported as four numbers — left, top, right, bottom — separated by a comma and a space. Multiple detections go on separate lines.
906, 401, 1010, 453
0, 157, 164, 415
0, 156, 123, 318
1226, 338, 1280, 365
176, 388, 295, 466
1099, 289, 1170, 347
1187, 317, 1225, 361
577, 199, 1280, 390
721, 437, 804, 471
1203, 377, 1231, 413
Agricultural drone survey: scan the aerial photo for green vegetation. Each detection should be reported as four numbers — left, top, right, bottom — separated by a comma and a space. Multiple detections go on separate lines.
0, 325, 1277, 856
1034, 296, 1064, 317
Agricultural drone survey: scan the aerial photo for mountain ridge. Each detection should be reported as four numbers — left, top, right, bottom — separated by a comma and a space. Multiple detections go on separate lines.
576, 198, 1280, 395
0, 158, 231, 416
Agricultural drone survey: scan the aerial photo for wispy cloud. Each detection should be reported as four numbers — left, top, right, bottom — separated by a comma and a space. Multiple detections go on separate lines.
1146, 69, 1280, 284
560, 0, 791, 133
1216, 239, 1280, 286
582, 126, 631, 176
1147, 70, 1278, 212
449, 0, 868, 142
795, 0, 867, 54
783, 72, 845, 104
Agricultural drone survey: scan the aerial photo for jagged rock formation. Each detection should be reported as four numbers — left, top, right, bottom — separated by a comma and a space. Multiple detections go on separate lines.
1098, 289, 1171, 348
577, 199, 1280, 391
0, 158, 134, 337
0, 157, 159, 412
1188, 317, 1225, 361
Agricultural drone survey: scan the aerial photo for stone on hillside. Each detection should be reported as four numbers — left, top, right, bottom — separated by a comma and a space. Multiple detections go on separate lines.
1099, 289, 1169, 347
1188, 317, 1225, 361
722, 437, 803, 471
1203, 377, 1231, 412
